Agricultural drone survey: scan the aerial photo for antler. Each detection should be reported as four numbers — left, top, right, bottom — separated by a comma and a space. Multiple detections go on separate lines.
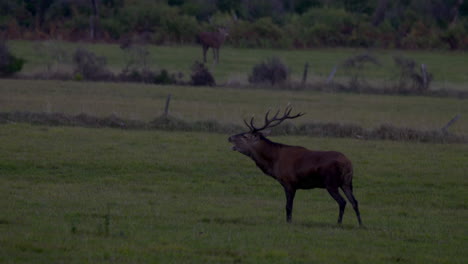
243, 105, 304, 133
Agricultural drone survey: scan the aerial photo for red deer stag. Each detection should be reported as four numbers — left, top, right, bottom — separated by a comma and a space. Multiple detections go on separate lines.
228, 106, 362, 226
197, 27, 228, 64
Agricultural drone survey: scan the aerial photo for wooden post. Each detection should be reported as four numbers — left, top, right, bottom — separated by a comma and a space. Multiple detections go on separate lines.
302, 62, 309, 85
164, 94, 172, 118
421, 64, 428, 90
326, 65, 338, 84
442, 114, 460, 133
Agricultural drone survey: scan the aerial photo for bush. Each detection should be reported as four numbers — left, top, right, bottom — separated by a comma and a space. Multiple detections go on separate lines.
0, 41, 25, 77
229, 18, 289, 48
440, 23, 468, 50
248, 57, 289, 85
298, 8, 357, 46
34, 40, 69, 73
190, 61, 215, 86
153, 69, 172, 84
118, 69, 178, 84
401, 21, 438, 49
342, 53, 380, 91
393, 55, 433, 93
72, 48, 113, 81
162, 14, 200, 43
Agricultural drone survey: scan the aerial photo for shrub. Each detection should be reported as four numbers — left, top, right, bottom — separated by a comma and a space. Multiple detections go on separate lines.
190, 61, 215, 86
440, 23, 467, 50
298, 8, 357, 46
162, 14, 200, 43
401, 21, 438, 49
121, 44, 151, 73
229, 18, 289, 48
100, 18, 127, 40
34, 40, 69, 73
118, 69, 178, 84
248, 57, 289, 85
393, 55, 433, 93
153, 69, 176, 84
72, 48, 113, 81
342, 53, 380, 91
0, 41, 25, 77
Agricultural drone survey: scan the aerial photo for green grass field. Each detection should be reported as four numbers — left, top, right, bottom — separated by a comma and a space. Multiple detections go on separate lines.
1, 41, 468, 263
8, 40, 468, 88
0, 123, 467, 263
0, 77, 467, 263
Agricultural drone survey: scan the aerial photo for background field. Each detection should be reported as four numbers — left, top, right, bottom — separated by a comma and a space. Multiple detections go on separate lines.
1, 80, 467, 135
9, 40, 468, 89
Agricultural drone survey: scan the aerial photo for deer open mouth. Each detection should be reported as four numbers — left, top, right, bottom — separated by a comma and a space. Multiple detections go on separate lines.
228, 136, 237, 151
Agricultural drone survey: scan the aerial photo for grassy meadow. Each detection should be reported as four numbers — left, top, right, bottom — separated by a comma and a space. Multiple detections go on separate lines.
8, 40, 468, 88
1, 42, 468, 263
0, 123, 467, 263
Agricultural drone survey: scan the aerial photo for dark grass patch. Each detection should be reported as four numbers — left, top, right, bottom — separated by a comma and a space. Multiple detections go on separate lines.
199, 217, 257, 226
15, 243, 45, 254
0, 219, 12, 225
0, 111, 465, 144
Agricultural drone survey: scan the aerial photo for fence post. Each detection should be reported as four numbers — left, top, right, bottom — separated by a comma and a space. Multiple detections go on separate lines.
442, 114, 460, 133
164, 94, 172, 118
326, 65, 338, 84
302, 62, 309, 85
421, 64, 428, 90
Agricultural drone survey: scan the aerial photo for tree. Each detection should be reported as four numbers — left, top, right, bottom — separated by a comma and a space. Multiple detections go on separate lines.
90, 0, 100, 40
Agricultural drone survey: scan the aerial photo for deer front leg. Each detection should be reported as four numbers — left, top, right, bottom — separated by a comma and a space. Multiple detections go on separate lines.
212, 48, 217, 64
283, 186, 296, 223
202, 46, 208, 63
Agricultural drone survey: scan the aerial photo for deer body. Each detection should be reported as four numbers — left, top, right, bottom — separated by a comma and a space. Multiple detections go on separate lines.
197, 28, 228, 64
229, 107, 362, 226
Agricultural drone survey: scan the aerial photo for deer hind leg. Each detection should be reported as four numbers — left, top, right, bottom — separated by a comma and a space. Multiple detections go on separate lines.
215, 48, 220, 64
212, 48, 217, 64
341, 184, 362, 226
326, 187, 346, 225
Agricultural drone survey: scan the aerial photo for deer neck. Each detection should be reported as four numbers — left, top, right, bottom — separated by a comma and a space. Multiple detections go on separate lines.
216, 33, 226, 44
250, 139, 280, 177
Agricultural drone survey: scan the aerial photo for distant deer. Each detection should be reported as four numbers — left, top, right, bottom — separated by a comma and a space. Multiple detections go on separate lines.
228, 106, 362, 226
197, 27, 228, 64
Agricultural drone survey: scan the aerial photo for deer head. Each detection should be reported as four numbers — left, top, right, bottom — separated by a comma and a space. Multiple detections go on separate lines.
218, 27, 229, 39
228, 106, 304, 156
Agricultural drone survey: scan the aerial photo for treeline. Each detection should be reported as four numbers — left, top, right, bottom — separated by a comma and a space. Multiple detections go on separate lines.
1, 0, 467, 50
